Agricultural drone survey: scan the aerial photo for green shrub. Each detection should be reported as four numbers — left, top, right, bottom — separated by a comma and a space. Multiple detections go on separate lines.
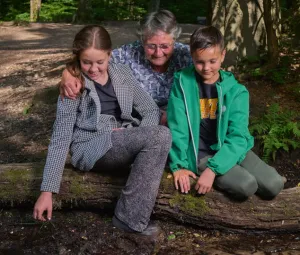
160, 0, 208, 23
39, 0, 77, 22
242, 55, 293, 84
14, 12, 30, 24
289, 83, 300, 102
249, 104, 300, 162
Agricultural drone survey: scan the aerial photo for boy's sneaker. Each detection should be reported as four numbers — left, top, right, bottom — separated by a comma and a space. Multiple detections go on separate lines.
282, 176, 287, 184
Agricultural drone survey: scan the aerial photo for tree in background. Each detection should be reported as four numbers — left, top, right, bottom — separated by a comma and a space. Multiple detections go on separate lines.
148, 0, 160, 12
209, 0, 282, 69
30, 0, 41, 22
263, 0, 280, 67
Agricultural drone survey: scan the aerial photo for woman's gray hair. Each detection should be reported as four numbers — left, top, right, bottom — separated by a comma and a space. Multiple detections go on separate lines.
137, 10, 182, 42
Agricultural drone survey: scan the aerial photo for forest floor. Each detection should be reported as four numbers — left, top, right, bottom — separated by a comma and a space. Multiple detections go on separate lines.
0, 22, 299, 255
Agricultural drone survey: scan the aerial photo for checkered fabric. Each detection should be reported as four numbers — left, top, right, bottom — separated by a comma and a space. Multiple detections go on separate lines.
41, 63, 160, 193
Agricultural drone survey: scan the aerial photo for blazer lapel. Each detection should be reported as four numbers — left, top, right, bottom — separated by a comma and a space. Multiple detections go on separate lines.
84, 76, 102, 124
108, 63, 133, 119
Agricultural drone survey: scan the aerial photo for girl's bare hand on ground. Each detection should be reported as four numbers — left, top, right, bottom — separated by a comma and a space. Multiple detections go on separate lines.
33, 192, 53, 221
173, 169, 196, 193
195, 168, 216, 194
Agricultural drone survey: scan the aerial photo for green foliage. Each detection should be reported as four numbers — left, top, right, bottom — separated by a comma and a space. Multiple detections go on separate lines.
0, 0, 29, 21
240, 55, 293, 85
289, 83, 300, 102
88, 0, 147, 22
281, 0, 300, 44
0, 0, 209, 23
249, 104, 300, 162
39, 0, 77, 22
14, 12, 30, 22
160, 0, 208, 23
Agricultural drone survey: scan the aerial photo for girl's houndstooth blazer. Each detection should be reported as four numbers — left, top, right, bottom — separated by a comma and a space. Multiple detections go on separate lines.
41, 63, 160, 193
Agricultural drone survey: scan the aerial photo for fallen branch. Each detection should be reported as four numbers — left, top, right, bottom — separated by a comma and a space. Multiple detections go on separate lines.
0, 163, 299, 232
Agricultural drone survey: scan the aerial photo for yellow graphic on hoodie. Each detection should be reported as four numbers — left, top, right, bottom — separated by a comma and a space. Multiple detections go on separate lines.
200, 98, 218, 119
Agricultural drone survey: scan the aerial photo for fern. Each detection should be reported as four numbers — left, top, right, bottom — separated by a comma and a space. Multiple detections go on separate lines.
249, 103, 300, 162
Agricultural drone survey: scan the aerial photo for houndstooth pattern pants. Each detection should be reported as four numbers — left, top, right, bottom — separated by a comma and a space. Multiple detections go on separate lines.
93, 125, 172, 232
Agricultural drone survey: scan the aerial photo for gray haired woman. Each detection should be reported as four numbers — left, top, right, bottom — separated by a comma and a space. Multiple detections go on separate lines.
60, 10, 192, 124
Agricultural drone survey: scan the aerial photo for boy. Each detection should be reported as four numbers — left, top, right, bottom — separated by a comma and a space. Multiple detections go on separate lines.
167, 26, 284, 199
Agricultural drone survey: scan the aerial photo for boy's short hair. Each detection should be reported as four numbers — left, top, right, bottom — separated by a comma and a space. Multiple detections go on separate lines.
190, 26, 224, 54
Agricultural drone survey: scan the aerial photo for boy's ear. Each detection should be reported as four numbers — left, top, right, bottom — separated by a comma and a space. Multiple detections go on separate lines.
221, 49, 226, 62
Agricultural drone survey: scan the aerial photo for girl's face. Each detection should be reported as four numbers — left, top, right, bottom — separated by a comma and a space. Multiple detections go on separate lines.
80, 47, 111, 81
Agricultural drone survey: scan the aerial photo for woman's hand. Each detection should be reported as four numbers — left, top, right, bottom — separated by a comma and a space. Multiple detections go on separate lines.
173, 169, 196, 194
195, 168, 216, 194
33, 192, 53, 221
160, 110, 168, 126
59, 69, 82, 99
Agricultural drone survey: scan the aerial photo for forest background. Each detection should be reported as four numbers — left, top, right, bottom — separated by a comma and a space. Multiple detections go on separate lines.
0, 0, 300, 254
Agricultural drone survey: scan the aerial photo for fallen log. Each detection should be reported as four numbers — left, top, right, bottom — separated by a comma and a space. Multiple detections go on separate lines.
0, 163, 299, 232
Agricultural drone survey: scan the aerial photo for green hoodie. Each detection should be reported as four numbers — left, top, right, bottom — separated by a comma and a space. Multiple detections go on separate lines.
167, 66, 254, 175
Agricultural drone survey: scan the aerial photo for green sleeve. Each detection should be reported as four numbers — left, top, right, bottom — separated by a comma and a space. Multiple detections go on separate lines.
207, 89, 251, 175
167, 73, 190, 172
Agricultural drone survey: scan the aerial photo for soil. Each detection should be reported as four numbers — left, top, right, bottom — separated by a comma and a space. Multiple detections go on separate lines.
0, 22, 299, 254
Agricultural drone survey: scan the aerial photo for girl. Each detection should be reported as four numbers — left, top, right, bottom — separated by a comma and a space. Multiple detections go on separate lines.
33, 25, 171, 236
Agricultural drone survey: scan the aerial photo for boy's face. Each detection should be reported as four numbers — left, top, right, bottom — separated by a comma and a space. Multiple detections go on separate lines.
192, 46, 226, 84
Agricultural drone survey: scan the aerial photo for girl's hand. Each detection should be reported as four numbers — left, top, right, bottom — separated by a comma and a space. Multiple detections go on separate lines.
33, 192, 53, 221
173, 169, 197, 193
195, 168, 216, 194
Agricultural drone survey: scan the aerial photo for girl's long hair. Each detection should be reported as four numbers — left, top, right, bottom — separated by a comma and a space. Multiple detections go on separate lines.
66, 25, 112, 89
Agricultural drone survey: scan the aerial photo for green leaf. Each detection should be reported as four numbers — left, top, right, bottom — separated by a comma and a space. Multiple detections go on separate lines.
167, 234, 176, 240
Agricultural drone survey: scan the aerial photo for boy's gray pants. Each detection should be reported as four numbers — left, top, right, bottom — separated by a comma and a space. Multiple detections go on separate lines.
93, 126, 172, 232
198, 150, 284, 199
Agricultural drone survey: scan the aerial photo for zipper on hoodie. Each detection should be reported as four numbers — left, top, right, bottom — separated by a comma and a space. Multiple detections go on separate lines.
216, 83, 222, 149
178, 74, 198, 173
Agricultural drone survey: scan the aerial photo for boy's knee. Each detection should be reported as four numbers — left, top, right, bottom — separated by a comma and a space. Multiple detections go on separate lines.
258, 175, 284, 199
233, 177, 258, 198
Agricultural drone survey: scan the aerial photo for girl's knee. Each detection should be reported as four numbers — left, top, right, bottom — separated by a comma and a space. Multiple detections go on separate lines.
153, 126, 172, 147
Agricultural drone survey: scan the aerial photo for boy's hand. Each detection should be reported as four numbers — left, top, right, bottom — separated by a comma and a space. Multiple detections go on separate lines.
33, 192, 53, 221
195, 168, 216, 194
173, 169, 196, 193
60, 69, 82, 99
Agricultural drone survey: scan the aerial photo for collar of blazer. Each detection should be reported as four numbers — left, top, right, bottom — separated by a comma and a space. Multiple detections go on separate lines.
83, 63, 133, 119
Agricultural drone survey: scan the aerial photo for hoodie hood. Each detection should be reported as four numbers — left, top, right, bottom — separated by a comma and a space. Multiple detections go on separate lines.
218, 70, 239, 95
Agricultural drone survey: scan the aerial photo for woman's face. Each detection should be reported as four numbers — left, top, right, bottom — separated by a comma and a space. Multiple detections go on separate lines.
80, 47, 111, 82
143, 31, 175, 70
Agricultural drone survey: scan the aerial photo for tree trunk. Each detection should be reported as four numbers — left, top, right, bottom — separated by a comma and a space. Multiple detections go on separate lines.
148, 0, 160, 13
76, 0, 92, 23
30, 0, 41, 22
1, 163, 299, 232
209, 0, 281, 69
263, 0, 280, 67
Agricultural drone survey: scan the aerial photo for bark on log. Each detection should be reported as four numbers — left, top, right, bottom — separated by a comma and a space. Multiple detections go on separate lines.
1, 163, 299, 232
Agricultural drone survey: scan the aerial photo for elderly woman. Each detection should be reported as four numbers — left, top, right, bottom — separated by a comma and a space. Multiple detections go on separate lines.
61, 10, 192, 113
